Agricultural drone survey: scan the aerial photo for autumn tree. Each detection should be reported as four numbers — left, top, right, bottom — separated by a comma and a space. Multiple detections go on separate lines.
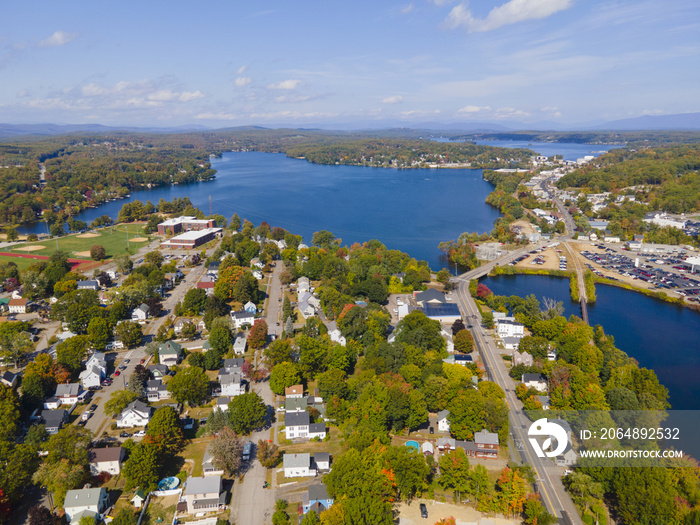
90, 245, 106, 261
209, 427, 244, 475
248, 320, 268, 349
257, 440, 281, 468
496, 467, 528, 518
453, 329, 474, 354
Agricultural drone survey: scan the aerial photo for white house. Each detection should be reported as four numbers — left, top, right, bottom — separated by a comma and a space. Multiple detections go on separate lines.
77, 280, 100, 291
522, 373, 548, 393
79, 366, 103, 389
437, 409, 450, 432
308, 422, 327, 440
132, 303, 150, 321
7, 298, 28, 314
496, 318, 525, 339
502, 337, 521, 350
285, 384, 304, 398
285, 397, 307, 413
219, 372, 244, 397
54, 383, 87, 406
283, 453, 317, 478
555, 444, 578, 467
146, 379, 170, 402
89, 447, 125, 476
158, 341, 182, 366
512, 350, 534, 367
213, 396, 230, 412
298, 291, 319, 319
202, 444, 225, 477
231, 310, 255, 329
41, 409, 68, 434
232, 336, 247, 355
63, 487, 110, 523
285, 411, 311, 440
184, 475, 224, 515
297, 277, 310, 295
0, 371, 19, 389
86, 352, 107, 376
314, 452, 331, 472
116, 400, 152, 428
328, 329, 346, 346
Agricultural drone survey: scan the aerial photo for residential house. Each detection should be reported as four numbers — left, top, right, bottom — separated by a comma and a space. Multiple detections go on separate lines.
414, 288, 446, 306
202, 444, 224, 477
496, 318, 525, 339
131, 303, 150, 321
536, 396, 551, 410
86, 352, 107, 375
196, 279, 216, 296
436, 437, 456, 451
285, 384, 304, 398
116, 400, 152, 428
308, 422, 327, 440
184, 475, 225, 515
437, 410, 450, 432
77, 280, 100, 291
314, 452, 331, 471
223, 358, 245, 373
159, 341, 182, 366
213, 396, 230, 412
148, 364, 169, 379
232, 336, 246, 355
252, 270, 263, 280
89, 447, 125, 476
79, 366, 103, 389
285, 397, 308, 413
550, 418, 574, 442
297, 277, 310, 295
243, 301, 257, 314
1, 371, 19, 388
302, 484, 334, 515
41, 409, 68, 434
285, 411, 311, 440
443, 354, 473, 366
512, 350, 534, 367
328, 329, 346, 346
502, 336, 521, 350
174, 318, 195, 335
522, 373, 548, 393
297, 295, 316, 319
43, 397, 62, 410
207, 261, 220, 275
7, 298, 28, 314
63, 487, 110, 523
555, 444, 578, 467
397, 303, 416, 320
474, 429, 499, 458
283, 453, 317, 478
146, 379, 170, 402
219, 372, 244, 397
54, 383, 86, 406
422, 442, 434, 456
231, 310, 255, 329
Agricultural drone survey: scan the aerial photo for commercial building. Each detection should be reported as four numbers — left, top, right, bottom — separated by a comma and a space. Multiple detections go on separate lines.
160, 228, 222, 249
157, 216, 216, 235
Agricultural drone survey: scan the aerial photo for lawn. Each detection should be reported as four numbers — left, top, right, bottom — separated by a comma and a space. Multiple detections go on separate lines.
0, 254, 39, 270
182, 439, 210, 477
6, 223, 151, 260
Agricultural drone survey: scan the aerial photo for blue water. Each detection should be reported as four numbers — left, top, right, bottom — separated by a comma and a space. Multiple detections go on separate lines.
20, 152, 501, 270
473, 140, 617, 161
481, 274, 700, 410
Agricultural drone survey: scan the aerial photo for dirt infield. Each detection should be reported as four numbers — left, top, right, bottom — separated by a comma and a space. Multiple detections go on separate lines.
74, 251, 92, 258
14, 245, 46, 252
130, 237, 149, 242
76, 232, 101, 238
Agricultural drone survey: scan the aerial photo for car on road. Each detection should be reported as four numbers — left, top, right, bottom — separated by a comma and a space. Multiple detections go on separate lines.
429, 427, 434, 434
82, 412, 91, 421
420, 503, 428, 519
114, 371, 120, 376
89, 404, 98, 412
140, 358, 145, 364
124, 359, 130, 365
119, 432, 131, 438
134, 430, 146, 437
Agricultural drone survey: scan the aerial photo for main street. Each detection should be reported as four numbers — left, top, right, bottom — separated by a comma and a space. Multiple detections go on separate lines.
453, 265, 582, 524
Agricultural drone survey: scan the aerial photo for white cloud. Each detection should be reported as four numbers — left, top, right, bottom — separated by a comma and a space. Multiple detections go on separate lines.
446, 0, 574, 32
458, 105, 491, 114
641, 109, 664, 115
39, 30, 77, 48
178, 91, 205, 102
235, 77, 252, 87
429, 0, 456, 5
237, 66, 248, 74
401, 3, 415, 14
381, 95, 404, 104
267, 79, 302, 90
400, 109, 441, 117
194, 112, 239, 121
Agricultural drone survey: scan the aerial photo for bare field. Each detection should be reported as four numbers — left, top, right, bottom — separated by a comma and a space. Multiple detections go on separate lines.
76, 232, 101, 238
14, 245, 45, 252
515, 247, 563, 271
397, 499, 517, 525
130, 237, 149, 242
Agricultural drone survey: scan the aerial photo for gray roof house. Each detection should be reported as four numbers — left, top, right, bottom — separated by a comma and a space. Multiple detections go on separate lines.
63, 487, 110, 523
41, 409, 68, 434
202, 443, 225, 477
414, 288, 446, 305
184, 475, 224, 514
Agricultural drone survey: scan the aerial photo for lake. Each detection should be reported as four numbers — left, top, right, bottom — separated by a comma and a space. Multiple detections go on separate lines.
481, 274, 700, 410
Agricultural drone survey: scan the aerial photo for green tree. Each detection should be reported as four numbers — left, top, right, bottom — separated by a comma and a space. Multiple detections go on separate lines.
114, 253, 133, 273
123, 442, 160, 492
383, 446, 429, 501
453, 329, 474, 354
209, 324, 232, 354
32, 459, 86, 507
111, 509, 138, 525
144, 251, 164, 268
439, 448, 471, 502
269, 362, 301, 396
182, 288, 207, 315
227, 392, 267, 435
406, 389, 428, 432
395, 311, 445, 354
447, 389, 485, 440
56, 335, 90, 373
104, 390, 138, 417
167, 366, 209, 406
282, 295, 293, 323
264, 339, 292, 367
300, 510, 320, 525
45, 426, 92, 466
0, 330, 34, 368
115, 321, 143, 349
180, 322, 197, 339
146, 406, 184, 454
87, 317, 110, 350
317, 369, 348, 400
90, 245, 106, 261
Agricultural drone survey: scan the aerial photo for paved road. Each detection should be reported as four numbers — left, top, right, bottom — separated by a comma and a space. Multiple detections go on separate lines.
452, 276, 582, 524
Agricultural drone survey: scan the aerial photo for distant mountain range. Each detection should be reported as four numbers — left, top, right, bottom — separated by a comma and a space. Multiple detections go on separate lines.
1, 112, 699, 139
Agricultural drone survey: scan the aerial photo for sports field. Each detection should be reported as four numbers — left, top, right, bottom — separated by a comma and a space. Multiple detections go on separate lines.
6, 224, 151, 259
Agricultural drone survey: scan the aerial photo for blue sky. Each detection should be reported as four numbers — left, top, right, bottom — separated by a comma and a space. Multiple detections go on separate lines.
1, 0, 698, 128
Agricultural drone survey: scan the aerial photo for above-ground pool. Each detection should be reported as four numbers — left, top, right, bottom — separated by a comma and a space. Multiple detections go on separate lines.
158, 477, 180, 490
405, 440, 420, 452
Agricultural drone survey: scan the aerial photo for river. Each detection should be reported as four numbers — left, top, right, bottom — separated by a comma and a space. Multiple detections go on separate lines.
481, 274, 700, 411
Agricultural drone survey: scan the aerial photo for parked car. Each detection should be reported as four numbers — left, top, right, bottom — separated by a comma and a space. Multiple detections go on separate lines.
82, 412, 91, 422
89, 404, 98, 412
115, 371, 120, 376
119, 432, 131, 438
420, 503, 428, 519
134, 430, 146, 437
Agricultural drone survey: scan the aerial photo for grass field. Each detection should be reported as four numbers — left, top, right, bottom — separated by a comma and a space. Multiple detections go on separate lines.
0, 255, 40, 270
6, 224, 151, 260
